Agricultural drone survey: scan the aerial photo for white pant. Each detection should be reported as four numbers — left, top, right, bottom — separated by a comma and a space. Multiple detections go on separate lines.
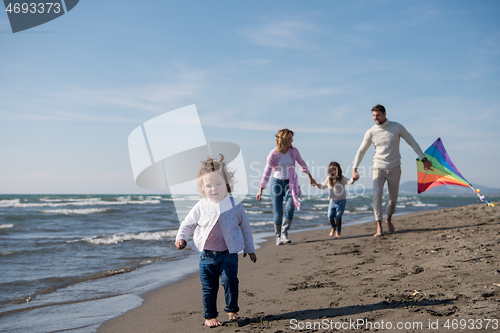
372, 166, 401, 221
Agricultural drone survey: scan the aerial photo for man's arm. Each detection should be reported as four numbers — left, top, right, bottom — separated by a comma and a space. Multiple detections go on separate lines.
352, 130, 372, 179
399, 124, 432, 170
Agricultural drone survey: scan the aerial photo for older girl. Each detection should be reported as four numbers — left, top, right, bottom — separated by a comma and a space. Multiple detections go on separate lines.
314, 161, 357, 238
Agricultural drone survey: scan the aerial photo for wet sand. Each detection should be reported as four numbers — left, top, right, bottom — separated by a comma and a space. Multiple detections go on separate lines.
98, 203, 500, 332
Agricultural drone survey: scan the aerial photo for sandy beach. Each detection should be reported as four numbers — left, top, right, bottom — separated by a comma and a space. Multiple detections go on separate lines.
98, 202, 499, 333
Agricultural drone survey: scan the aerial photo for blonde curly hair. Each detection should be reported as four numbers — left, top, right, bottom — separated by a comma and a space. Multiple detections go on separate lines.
197, 154, 235, 196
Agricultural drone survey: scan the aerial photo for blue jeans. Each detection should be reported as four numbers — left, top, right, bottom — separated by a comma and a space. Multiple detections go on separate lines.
270, 178, 294, 226
328, 199, 346, 232
199, 250, 239, 319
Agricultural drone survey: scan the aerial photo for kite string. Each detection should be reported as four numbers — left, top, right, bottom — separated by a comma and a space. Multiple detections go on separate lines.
469, 185, 496, 207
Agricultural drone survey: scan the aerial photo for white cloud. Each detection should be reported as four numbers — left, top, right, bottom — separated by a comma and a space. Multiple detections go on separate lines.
352, 4, 440, 35
235, 58, 272, 66
0, 67, 207, 122
200, 108, 364, 135
463, 31, 500, 79
239, 20, 320, 49
352, 22, 379, 32
252, 85, 349, 101
13, 109, 142, 123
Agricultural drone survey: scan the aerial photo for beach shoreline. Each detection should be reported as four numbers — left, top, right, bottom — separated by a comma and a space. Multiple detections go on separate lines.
97, 203, 499, 333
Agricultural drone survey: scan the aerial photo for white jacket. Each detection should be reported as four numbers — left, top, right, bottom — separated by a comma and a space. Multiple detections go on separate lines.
175, 196, 255, 254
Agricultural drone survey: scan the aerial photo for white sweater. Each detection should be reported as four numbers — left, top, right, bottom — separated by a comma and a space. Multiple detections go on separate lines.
353, 120, 425, 169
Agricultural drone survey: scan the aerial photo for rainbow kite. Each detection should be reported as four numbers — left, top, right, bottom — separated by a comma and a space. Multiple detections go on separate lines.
417, 138, 495, 207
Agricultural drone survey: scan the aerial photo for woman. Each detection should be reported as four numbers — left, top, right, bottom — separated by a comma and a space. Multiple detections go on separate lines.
256, 129, 317, 245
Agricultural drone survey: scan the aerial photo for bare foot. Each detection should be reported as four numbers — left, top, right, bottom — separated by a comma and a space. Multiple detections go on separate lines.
335, 231, 341, 238
386, 216, 395, 233
227, 312, 240, 321
373, 220, 383, 237
329, 229, 335, 237
204, 318, 221, 328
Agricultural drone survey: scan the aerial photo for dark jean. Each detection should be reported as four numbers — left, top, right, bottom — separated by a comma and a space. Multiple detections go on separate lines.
328, 199, 347, 232
270, 177, 294, 226
199, 250, 239, 319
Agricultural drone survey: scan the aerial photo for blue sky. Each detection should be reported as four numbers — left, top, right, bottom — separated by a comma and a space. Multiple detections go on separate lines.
1, 0, 499, 194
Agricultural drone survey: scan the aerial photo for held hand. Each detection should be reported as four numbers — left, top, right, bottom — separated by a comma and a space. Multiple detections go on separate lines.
353, 170, 360, 181
176, 239, 187, 250
309, 178, 318, 187
423, 160, 432, 171
244, 252, 257, 263
256, 189, 263, 201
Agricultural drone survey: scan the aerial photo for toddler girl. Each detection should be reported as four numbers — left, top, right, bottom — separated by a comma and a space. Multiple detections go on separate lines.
314, 161, 356, 238
175, 154, 257, 328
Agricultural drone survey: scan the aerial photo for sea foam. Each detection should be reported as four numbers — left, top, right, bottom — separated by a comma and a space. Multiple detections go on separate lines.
41, 208, 108, 215
0, 198, 160, 208
79, 230, 178, 245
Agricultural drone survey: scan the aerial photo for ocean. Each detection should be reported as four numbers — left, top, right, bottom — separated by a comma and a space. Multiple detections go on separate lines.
1, 193, 498, 332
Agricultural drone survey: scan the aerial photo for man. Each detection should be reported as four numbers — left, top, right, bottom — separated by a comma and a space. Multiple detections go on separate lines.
352, 104, 432, 236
